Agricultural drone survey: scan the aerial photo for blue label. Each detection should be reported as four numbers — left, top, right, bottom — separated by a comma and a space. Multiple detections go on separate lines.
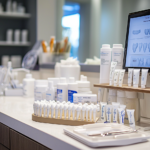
68, 90, 77, 103
57, 89, 63, 101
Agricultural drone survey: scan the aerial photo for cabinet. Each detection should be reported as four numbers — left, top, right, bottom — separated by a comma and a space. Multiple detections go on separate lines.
0, 123, 51, 150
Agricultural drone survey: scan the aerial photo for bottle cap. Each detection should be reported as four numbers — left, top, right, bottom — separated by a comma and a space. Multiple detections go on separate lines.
26, 73, 32, 78
113, 44, 123, 48
102, 44, 110, 48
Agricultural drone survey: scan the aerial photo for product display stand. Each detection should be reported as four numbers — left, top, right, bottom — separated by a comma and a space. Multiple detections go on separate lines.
94, 83, 148, 122
32, 114, 99, 126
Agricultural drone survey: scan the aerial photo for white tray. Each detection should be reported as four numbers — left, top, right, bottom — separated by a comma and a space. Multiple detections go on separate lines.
64, 123, 150, 148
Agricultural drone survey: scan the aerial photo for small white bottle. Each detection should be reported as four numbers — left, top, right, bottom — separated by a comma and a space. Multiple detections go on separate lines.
68, 77, 78, 103
6, 0, 12, 12
100, 44, 111, 83
46, 81, 55, 101
112, 44, 124, 69
57, 78, 68, 102
34, 80, 48, 101
23, 73, 35, 97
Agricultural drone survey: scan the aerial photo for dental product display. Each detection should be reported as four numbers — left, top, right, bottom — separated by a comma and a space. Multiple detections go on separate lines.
109, 62, 117, 85
141, 69, 148, 88
64, 123, 150, 147
32, 100, 99, 125
84, 56, 100, 65
47, 78, 59, 101
128, 68, 133, 86
106, 105, 112, 123
68, 77, 78, 102
133, 69, 140, 88
112, 102, 120, 123
73, 94, 97, 104
100, 44, 111, 84
112, 44, 124, 69
118, 69, 125, 87
76, 75, 91, 94
100, 102, 107, 122
57, 78, 68, 102
113, 70, 120, 86
107, 89, 117, 104
34, 80, 48, 101
23, 73, 35, 97
46, 81, 55, 101
127, 109, 135, 129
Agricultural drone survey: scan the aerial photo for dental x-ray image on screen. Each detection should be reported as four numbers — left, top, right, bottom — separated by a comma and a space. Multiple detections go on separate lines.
124, 9, 150, 70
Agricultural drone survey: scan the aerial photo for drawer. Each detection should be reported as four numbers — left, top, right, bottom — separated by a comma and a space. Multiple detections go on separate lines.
0, 123, 10, 149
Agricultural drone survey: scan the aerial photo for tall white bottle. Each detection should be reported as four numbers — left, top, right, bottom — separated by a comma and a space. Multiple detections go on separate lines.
57, 78, 68, 102
112, 44, 124, 69
23, 74, 35, 97
46, 81, 55, 101
100, 44, 111, 83
68, 77, 78, 103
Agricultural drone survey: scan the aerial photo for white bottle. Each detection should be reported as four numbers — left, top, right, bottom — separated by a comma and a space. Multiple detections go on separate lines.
68, 77, 78, 103
57, 78, 68, 102
48, 78, 59, 101
6, 0, 12, 12
112, 44, 124, 69
34, 80, 48, 101
100, 44, 111, 83
23, 73, 35, 97
46, 81, 55, 101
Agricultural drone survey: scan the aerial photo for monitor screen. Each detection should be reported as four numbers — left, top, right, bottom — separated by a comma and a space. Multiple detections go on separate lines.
125, 14, 150, 68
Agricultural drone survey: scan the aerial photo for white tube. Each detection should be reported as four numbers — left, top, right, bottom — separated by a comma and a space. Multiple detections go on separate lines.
141, 69, 148, 88
127, 109, 135, 129
47, 103, 51, 118
128, 68, 133, 87
68, 104, 73, 120
118, 108, 125, 124
43, 103, 47, 117
82, 105, 86, 121
76, 106, 82, 120
72, 105, 77, 120
39, 103, 43, 117
113, 69, 120, 86
89, 106, 93, 121
64, 104, 68, 119
118, 70, 125, 87
55, 104, 59, 119
86, 106, 90, 121
100, 102, 107, 122
112, 103, 119, 123
93, 105, 97, 122
33, 102, 36, 115
133, 69, 140, 88
109, 62, 117, 85
106, 105, 112, 123
51, 103, 56, 118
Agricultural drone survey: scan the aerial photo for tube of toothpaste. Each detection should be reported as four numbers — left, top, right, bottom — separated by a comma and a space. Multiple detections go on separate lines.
118, 70, 125, 87
118, 108, 125, 125
112, 103, 120, 123
109, 62, 117, 85
127, 109, 135, 129
106, 105, 112, 123
128, 68, 133, 87
141, 69, 148, 88
100, 102, 107, 122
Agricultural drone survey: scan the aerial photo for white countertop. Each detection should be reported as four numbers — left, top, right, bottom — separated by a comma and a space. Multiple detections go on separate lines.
0, 96, 150, 150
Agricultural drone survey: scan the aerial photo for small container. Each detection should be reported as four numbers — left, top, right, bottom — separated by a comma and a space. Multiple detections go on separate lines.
14, 29, 20, 43
6, 29, 13, 42
21, 30, 28, 43
57, 78, 68, 102
23, 74, 35, 97
34, 80, 48, 101
68, 77, 78, 103
107, 89, 117, 104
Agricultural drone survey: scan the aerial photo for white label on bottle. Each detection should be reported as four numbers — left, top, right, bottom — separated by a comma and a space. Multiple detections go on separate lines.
101, 52, 111, 65
57, 89, 63, 102
112, 51, 123, 66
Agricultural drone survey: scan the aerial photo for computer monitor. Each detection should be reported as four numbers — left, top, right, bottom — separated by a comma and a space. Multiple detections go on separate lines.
123, 9, 150, 72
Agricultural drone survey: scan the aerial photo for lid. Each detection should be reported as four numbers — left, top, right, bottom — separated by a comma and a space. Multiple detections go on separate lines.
113, 44, 123, 48
26, 73, 32, 78
125, 91, 137, 99
60, 77, 66, 83
69, 77, 75, 83
117, 90, 125, 98
109, 89, 117, 96
102, 44, 110, 48
48, 81, 53, 87
48, 78, 59, 86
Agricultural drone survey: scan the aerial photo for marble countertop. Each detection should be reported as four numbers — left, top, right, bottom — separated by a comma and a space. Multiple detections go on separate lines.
0, 96, 150, 150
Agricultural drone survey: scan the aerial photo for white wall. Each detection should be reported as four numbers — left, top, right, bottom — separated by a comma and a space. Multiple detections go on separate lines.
37, 0, 56, 42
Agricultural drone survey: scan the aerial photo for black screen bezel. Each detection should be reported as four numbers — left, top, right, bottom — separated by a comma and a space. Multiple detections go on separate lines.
123, 9, 150, 72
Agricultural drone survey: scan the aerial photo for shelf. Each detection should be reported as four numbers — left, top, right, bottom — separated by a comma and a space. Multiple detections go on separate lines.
94, 83, 150, 93
0, 41, 31, 46
0, 12, 31, 18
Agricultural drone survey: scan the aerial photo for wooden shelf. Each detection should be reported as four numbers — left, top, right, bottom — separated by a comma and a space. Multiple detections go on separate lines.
94, 83, 150, 93
0, 12, 31, 18
0, 41, 31, 46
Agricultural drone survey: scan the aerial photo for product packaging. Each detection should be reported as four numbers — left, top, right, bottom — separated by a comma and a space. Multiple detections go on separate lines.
100, 102, 107, 122
106, 105, 112, 123
118, 69, 125, 87
113, 69, 120, 86
133, 69, 140, 88
109, 62, 117, 85
126, 109, 135, 129
112, 102, 120, 123
141, 69, 148, 88
128, 68, 133, 86
118, 108, 125, 125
